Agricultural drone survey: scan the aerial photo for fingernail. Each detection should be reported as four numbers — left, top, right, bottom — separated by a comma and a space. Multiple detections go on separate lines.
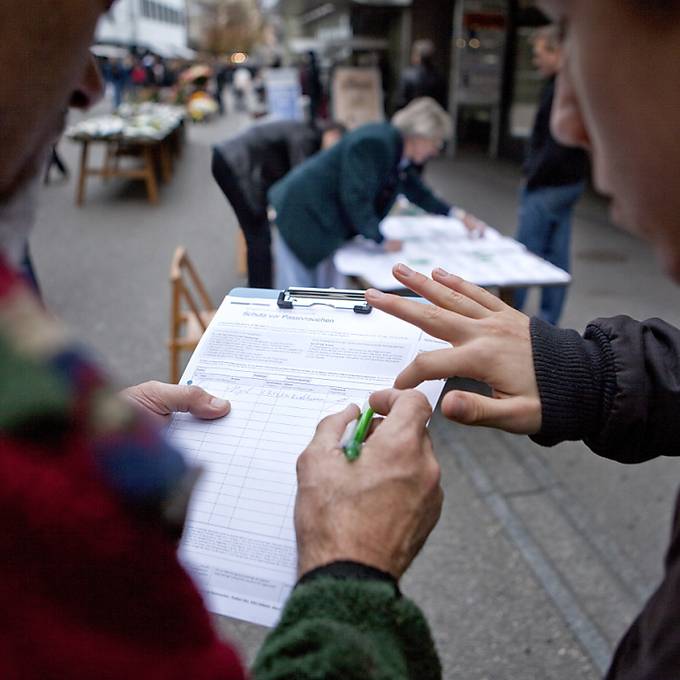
395, 263, 414, 277
366, 288, 384, 299
433, 267, 451, 278
210, 397, 229, 409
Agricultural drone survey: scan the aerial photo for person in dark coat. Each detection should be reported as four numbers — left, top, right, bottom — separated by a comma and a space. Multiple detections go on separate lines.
300, 51, 322, 121
397, 40, 447, 111
269, 97, 486, 290
366, 1, 680, 677
513, 24, 589, 326
0, 3, 447, 677
212, 120, 346, 288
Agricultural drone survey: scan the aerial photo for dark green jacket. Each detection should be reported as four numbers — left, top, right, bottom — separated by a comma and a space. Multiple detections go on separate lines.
268, 122, 451, 268
253, 578, 442, 679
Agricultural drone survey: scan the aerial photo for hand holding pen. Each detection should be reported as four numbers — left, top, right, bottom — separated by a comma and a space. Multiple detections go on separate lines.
294, 389, 443, 580
340, 403, 376, 461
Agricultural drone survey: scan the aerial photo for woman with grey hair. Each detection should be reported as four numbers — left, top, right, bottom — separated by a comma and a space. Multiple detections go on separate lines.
268, 97, 486, 289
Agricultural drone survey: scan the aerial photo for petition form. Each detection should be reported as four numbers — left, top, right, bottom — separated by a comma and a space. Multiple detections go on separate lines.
169, 296, 446, 627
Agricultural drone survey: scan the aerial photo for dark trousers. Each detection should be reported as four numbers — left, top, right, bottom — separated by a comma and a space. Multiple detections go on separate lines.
44, 147, 68, 184
513, 181, 585, 325
241, 215, 273, 288
212, 151, 273, 288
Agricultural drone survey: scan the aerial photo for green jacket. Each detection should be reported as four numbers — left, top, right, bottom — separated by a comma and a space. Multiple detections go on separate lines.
268, 122, 451, 268
253, 578, 442, 679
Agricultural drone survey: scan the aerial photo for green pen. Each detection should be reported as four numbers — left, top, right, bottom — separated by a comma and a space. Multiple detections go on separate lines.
343, 406, 375, 461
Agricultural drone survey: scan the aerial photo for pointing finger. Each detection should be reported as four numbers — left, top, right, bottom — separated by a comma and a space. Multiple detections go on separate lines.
431, 268, 506, 312
392, 263, 493, 318
366, 289, 474, 344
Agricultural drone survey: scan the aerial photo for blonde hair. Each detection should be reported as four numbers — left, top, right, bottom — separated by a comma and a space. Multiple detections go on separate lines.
391, 97, 452, 142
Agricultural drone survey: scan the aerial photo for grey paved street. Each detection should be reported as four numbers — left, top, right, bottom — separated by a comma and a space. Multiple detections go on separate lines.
33, 105, 680, 679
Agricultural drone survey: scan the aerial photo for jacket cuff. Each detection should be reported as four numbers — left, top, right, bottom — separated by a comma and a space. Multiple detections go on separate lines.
297, 560, 400, 596
255, 578, 441, 679
530, 317, 614, 446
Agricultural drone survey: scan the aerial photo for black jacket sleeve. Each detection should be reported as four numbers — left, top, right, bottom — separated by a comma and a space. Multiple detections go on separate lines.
530, 315, 680, 463
604, 489, 680, 680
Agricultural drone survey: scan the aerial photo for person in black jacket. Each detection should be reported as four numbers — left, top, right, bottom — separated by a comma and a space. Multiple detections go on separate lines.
397, 40, 447, 111
364, 1, 680, 677
513, 24, 589, 326
212, 120, 345, 288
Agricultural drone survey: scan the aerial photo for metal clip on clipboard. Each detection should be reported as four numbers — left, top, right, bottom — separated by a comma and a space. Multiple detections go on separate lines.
277, 287, 372, 314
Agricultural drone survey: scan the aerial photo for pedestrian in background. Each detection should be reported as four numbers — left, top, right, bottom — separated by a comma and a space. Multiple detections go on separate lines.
513, 23, 589, 326
300, 51, 322, 121
397, 39, 447, 111
109, 57, 130, 109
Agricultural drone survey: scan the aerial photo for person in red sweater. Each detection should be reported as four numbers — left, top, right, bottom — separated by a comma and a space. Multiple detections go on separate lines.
0, 2, 444, 678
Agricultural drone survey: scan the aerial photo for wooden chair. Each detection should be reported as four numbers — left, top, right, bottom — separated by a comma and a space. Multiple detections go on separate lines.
168, 247, 216, 383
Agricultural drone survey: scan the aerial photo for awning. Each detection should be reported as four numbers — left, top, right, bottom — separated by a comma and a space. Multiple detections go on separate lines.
91, 44, 130, 59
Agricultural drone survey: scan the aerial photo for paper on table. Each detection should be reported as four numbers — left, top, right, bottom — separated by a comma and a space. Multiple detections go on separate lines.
334, 215, 571, 290
168, 296, 447, 627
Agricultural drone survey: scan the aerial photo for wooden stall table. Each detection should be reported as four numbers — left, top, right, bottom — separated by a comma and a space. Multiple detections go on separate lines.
66, 105, 186, 206
333, 214, 571, 302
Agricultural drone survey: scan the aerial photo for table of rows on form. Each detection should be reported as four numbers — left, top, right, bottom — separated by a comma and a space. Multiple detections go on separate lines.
170, 373, 373, 542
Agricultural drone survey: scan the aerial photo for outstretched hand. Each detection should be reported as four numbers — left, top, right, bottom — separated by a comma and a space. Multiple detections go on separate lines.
365, 264, 542, 434
121, 381, 231, 425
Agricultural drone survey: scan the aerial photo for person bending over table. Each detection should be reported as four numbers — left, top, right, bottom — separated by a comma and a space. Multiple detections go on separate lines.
0, 2, 444, 677
268, 96, 487, 290
367, 1, 680, 676
212, 119, 346, 288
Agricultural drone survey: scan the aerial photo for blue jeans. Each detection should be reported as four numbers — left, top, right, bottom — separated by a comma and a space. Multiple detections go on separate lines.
513, 182, 585, 325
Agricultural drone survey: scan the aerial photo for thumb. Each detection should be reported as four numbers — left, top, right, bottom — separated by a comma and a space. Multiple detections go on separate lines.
179, 385, 231, 420
441, 391, 541, 434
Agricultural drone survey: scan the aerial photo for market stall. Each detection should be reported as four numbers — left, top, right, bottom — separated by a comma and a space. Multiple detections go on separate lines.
66, 103, 186, 205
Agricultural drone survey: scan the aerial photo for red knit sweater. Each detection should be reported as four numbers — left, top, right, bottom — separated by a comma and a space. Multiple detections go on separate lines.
0, 258, 247, 679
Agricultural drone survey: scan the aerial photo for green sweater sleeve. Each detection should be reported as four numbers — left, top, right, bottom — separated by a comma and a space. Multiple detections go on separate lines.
252, 578, 441, 680
400, 166, 451, 216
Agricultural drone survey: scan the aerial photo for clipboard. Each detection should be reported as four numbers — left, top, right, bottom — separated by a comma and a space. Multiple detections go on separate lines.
170, 285, 446, 628
230, 286, 372, 314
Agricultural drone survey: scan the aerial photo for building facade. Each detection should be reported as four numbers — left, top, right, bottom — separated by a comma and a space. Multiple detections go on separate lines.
96, 0, 190, 57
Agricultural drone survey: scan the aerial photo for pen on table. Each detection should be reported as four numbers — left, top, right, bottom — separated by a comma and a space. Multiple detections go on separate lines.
341, 403, 375, 461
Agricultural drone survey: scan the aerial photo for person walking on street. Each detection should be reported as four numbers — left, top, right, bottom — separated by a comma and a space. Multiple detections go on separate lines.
397, 40, 447, 111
